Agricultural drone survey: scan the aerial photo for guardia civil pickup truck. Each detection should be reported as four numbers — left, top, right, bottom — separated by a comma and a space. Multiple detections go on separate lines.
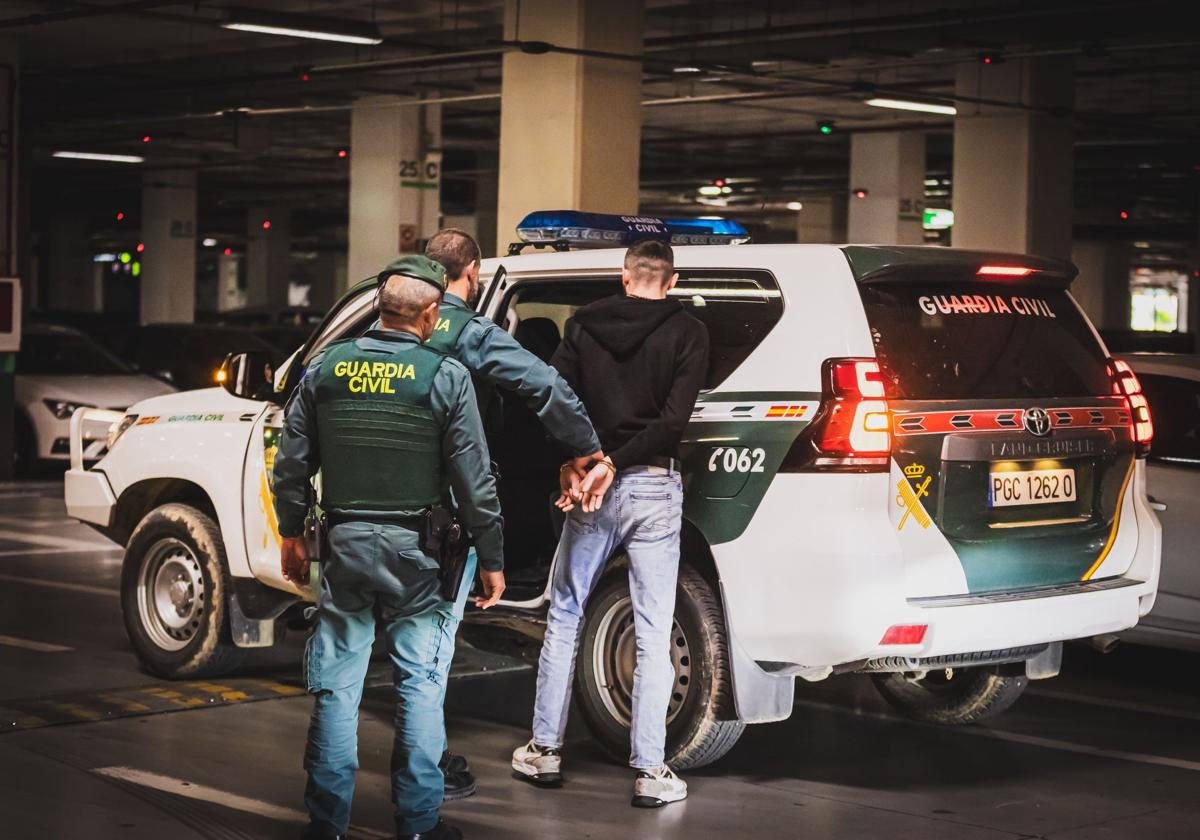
64, 212, 1162, 769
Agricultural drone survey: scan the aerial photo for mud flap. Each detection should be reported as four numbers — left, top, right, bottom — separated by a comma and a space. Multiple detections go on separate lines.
228, 585, 277, 649
1025, 640, 1063, 680
719, 582, 795, 724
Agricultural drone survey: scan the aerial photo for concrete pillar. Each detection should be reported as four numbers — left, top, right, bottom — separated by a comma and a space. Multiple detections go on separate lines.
46, 212, 99, 311
246, 204, 291, 310
347, 96, 441, 288
952, 57, 1074, 259
795, 198, 847, 244
309, 251, 344, 311
496, 0, 642, 251
141, 169, 196, 324
1070, 240, 1132, 330
847, 131, 926, 245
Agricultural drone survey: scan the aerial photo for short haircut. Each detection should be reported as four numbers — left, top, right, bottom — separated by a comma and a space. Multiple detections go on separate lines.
624, 239, 674, 287
426, 228, 481, 281
378, 274, 441, 325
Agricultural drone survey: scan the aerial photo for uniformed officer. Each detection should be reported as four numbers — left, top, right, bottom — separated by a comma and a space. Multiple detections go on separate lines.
273, 255, 503, 840
377, 230, 604, 799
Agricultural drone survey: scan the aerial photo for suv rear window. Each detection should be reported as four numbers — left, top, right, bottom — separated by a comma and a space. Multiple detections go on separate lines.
860, 281, 1111, 399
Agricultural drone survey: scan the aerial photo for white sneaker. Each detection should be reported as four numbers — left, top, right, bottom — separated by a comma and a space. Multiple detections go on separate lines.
511, 739, 563, 788
632, 764, 687, 808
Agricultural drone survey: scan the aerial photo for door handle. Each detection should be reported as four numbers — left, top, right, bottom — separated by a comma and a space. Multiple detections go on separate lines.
1148, 495, 1167, 512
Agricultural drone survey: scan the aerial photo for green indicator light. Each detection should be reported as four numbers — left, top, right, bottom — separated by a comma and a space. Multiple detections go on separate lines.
131, 261, 141, 277
119, 252, 131, 264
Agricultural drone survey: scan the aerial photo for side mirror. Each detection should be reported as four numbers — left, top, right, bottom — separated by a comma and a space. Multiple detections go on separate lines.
218, 351, 278, 402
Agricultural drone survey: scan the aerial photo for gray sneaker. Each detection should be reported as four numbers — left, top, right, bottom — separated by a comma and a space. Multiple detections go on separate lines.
511, 739, 563, 788
632, 764, 687, 808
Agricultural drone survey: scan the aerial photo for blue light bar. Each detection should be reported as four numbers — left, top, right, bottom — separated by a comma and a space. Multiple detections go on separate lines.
515, 210, 750, 249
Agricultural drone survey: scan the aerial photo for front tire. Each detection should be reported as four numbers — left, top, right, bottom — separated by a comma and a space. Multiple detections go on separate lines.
871, 666, 1028, 725
575, 563, 745, 769
121, 503, 245, 678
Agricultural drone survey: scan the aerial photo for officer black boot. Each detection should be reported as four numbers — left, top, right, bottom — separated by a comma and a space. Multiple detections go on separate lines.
440, 750, 477, 800
397, 818, 463, 840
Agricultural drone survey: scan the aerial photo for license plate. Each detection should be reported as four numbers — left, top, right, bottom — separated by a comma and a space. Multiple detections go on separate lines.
989, 468, 1077, 508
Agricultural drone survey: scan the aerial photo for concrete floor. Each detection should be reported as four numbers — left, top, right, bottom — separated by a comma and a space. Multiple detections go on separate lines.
2, 479, 1200, 839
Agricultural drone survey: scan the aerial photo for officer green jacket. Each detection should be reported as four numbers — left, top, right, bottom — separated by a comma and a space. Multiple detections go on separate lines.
273, 328, 504, 571
375, 292, 600, 456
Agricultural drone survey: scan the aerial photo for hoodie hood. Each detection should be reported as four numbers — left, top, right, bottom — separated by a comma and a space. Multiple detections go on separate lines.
572, 295, 684, 359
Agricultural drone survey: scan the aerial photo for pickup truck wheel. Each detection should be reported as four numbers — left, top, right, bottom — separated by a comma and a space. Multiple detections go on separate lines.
121, 503, 245, 679
575, 564, 745, 770
871, 666, 1028, 725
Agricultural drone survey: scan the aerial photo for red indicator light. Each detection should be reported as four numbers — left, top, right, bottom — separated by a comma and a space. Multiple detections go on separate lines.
714, 178, 726, 188
337, 149, 347, 158
142, 134, 152, 143
880, 624, 928, 645
262, 220, 271, 230
853, 189, 868, 199
301, 72, 310, 82
1119, 210, 1129, 220
977, 265, 1034, 277
223, 247, 233, 256
116, 212, 125, 221
136, 242, 145, 253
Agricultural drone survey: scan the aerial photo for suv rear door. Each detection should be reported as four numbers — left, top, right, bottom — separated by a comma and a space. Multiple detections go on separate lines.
847, 247, 1139, 595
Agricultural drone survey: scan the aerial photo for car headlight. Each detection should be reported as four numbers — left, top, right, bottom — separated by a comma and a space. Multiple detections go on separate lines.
44, 399, 94, 420
107, 414, 138, 451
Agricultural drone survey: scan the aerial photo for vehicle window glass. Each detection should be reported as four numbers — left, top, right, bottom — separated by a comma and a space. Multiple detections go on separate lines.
302, 288, 376, 366
500, 270, 783, 389
1138, 372, 1200, 463
859, 281, 1111, 399
15, 332, 133, 375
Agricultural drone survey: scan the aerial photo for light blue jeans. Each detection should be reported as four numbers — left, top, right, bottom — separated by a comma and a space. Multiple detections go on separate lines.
303, 523, 477, 836
533, 467, 683, 770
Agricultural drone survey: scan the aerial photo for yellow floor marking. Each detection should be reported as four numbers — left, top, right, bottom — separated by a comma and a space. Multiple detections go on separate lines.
247, 679, 306, 696
96, 694, 152, 713
184, 681, 251, 701
140, 687, 207, 708
46, 702, 104, 721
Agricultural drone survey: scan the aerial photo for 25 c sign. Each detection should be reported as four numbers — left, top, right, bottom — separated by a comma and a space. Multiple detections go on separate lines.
708, 447, 766, 474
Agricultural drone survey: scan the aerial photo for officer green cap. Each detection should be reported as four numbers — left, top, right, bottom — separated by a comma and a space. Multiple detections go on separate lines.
377, 255, 447, 293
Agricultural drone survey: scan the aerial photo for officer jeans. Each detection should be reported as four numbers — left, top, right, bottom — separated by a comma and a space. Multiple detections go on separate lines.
532, 467, 683, 770
303, 522, 477, 836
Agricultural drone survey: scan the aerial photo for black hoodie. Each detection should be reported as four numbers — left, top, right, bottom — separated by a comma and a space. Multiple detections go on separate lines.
551, 295, 709, 470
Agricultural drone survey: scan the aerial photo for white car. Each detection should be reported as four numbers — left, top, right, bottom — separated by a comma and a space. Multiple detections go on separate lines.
1118, 353, 1200, 651
64, 215, 1161, 769
14, 324, 174, 469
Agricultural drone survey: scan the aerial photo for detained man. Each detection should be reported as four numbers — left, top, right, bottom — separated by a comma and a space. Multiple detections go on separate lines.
511, 239, 710, 808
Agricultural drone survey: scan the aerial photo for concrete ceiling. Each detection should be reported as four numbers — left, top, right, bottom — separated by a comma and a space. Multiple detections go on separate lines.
5, 0, 1198, 256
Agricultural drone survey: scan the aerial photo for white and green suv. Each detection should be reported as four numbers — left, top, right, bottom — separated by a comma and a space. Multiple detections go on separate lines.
64, 235, 1162, 769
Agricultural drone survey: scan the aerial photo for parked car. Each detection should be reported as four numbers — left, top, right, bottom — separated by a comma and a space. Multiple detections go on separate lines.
1119, 353, 1200, 650
93, 324, 283, 392
12, 324, 174, 470
63, 220, 1161, 770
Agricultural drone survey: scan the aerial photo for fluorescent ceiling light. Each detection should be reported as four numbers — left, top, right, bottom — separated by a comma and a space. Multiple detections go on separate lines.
866, 97, 957, 115
202, 238, 218, 247
673, 66, 702, 73
53, 151, 144, 163
221, 9, 383, 45
787, 201, 803, 211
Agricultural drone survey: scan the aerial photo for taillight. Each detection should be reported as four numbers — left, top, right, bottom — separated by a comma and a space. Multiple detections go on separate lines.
780, 358, 890, 472
1109, 359, 1153, 457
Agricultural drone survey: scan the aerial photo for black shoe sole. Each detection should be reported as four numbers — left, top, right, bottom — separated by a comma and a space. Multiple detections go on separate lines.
442, 780, 477, 801
512, 769, 563, 788
631, 795, 666, 809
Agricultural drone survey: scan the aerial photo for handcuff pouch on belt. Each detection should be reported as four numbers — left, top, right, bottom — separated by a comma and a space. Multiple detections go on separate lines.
421, 506, 470, 601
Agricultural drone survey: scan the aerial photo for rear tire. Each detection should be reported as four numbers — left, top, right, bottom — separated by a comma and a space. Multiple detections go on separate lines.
575, 563, 745, 769
121, 503, 245, 679
871, 666, 1027, 725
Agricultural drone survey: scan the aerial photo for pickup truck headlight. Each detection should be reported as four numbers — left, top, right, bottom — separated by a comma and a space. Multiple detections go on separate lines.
107, 414, 138, 451
44, 399, 94, 420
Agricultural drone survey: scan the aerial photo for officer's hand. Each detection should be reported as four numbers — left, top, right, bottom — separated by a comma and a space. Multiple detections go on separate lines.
580, 461, 615, 513
280, 536, 311, 586
474, 569, 506, 609
556, 465, 583, 512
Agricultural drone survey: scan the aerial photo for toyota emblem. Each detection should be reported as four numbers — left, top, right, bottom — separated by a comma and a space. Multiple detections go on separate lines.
1023, 407, 1052, 437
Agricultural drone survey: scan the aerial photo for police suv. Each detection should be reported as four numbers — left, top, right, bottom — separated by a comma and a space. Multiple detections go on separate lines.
64, 212, 1162, 769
